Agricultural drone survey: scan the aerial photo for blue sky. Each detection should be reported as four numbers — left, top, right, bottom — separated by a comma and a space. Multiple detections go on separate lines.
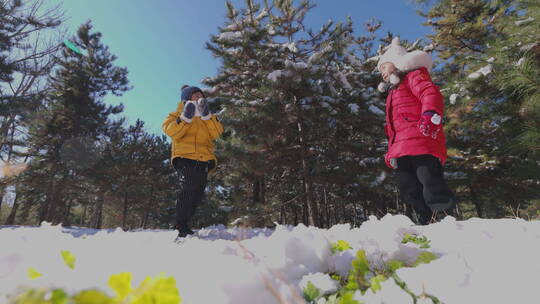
57, 0, 432, 135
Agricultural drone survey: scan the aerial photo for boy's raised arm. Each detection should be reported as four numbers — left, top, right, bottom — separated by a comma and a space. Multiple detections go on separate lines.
162, 112, 191, 139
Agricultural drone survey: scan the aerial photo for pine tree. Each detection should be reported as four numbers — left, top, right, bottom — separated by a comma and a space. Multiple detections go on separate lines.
137, 134, 176, 229
204, 0, 388, 227
99, 120, 173, 229
492, 0, 540, 156
0, 0, 62, 222
0, 1, 18, 84
21, 21, 130, 224
417, 0, 540, 218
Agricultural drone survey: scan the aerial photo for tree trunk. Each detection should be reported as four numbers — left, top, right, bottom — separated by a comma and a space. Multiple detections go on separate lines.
352, 201, 358, 227
0, 122, 17, 221
469, 184, 483, 217
253, 178, 260, 205
260, 175, 266, 205
363, 201, 369, 220
295, 100, 318, 226
39, 182, 53, 224
53, 198, 66, 225
93, 195, 104, 229
0, 186, 5, 221
252, 176, 266, 205
47, 183, 63, 224
494, 204, 504, 218
324, 188, 330, 228
5, 190, 19, 225
63, 199, 73, 226
122, 189, 129, 229
17, 200, 30, 225
334, 200, 339, 225
142, 187, 154, 229
292, 205, 298, 226
45, 173, 67, 224
80, 204, 87, 226
340, 200, 347, 224
301, 194, 308, 225
142, 210, 150, 229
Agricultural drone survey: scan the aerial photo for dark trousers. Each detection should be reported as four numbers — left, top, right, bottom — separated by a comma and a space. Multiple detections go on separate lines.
395, 154, 454, 224
173, 157, 209, 229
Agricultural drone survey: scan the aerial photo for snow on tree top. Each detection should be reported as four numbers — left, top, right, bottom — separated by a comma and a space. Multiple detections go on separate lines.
225, 22, 243, 31
225, 48, 242, 55
255, 9, 269, 21
217, 31, 243, 42
468, 64, 493, 79
423, 43, 436, 52
406, 39, 421, 52
265, 24, 276, 35
283, 42, 298, 53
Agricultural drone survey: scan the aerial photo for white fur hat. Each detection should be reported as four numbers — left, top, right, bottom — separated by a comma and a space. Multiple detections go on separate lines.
377, 37, 433, 73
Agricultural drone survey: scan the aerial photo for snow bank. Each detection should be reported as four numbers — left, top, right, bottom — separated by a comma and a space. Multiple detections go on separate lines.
1, 215, 539, 303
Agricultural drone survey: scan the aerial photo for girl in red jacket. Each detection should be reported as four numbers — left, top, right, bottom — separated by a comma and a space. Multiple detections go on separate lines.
377, 37, 454, 225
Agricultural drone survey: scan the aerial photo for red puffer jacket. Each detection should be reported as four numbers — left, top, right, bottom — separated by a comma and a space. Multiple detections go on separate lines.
384, 67, 447, 168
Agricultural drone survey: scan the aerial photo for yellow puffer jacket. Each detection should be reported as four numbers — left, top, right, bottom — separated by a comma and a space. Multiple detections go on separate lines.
162, 101, 224, 164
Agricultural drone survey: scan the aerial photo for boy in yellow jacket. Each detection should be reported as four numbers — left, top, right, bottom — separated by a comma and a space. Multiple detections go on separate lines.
162, 85, 223, 237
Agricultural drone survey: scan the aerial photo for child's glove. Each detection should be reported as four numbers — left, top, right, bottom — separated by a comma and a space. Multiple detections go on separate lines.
418, 111, 442, 139
197, 98, 211, 120
179, 101, 196, 123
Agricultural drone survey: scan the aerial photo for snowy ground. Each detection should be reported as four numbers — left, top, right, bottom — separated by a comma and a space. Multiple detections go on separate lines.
1, 214, 539, 304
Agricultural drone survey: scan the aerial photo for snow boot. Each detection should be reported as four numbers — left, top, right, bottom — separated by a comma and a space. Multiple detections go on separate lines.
177, 224, 194, 238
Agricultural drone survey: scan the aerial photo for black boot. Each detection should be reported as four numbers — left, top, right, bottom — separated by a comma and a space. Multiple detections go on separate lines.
176, 224, 194, 238
417, 210, 434, 225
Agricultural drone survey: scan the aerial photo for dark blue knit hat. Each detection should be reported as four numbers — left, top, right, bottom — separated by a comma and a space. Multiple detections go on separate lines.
181, 85, 205, 101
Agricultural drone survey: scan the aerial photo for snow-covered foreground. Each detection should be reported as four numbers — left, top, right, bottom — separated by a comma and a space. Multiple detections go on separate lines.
1, 214, 539, 304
